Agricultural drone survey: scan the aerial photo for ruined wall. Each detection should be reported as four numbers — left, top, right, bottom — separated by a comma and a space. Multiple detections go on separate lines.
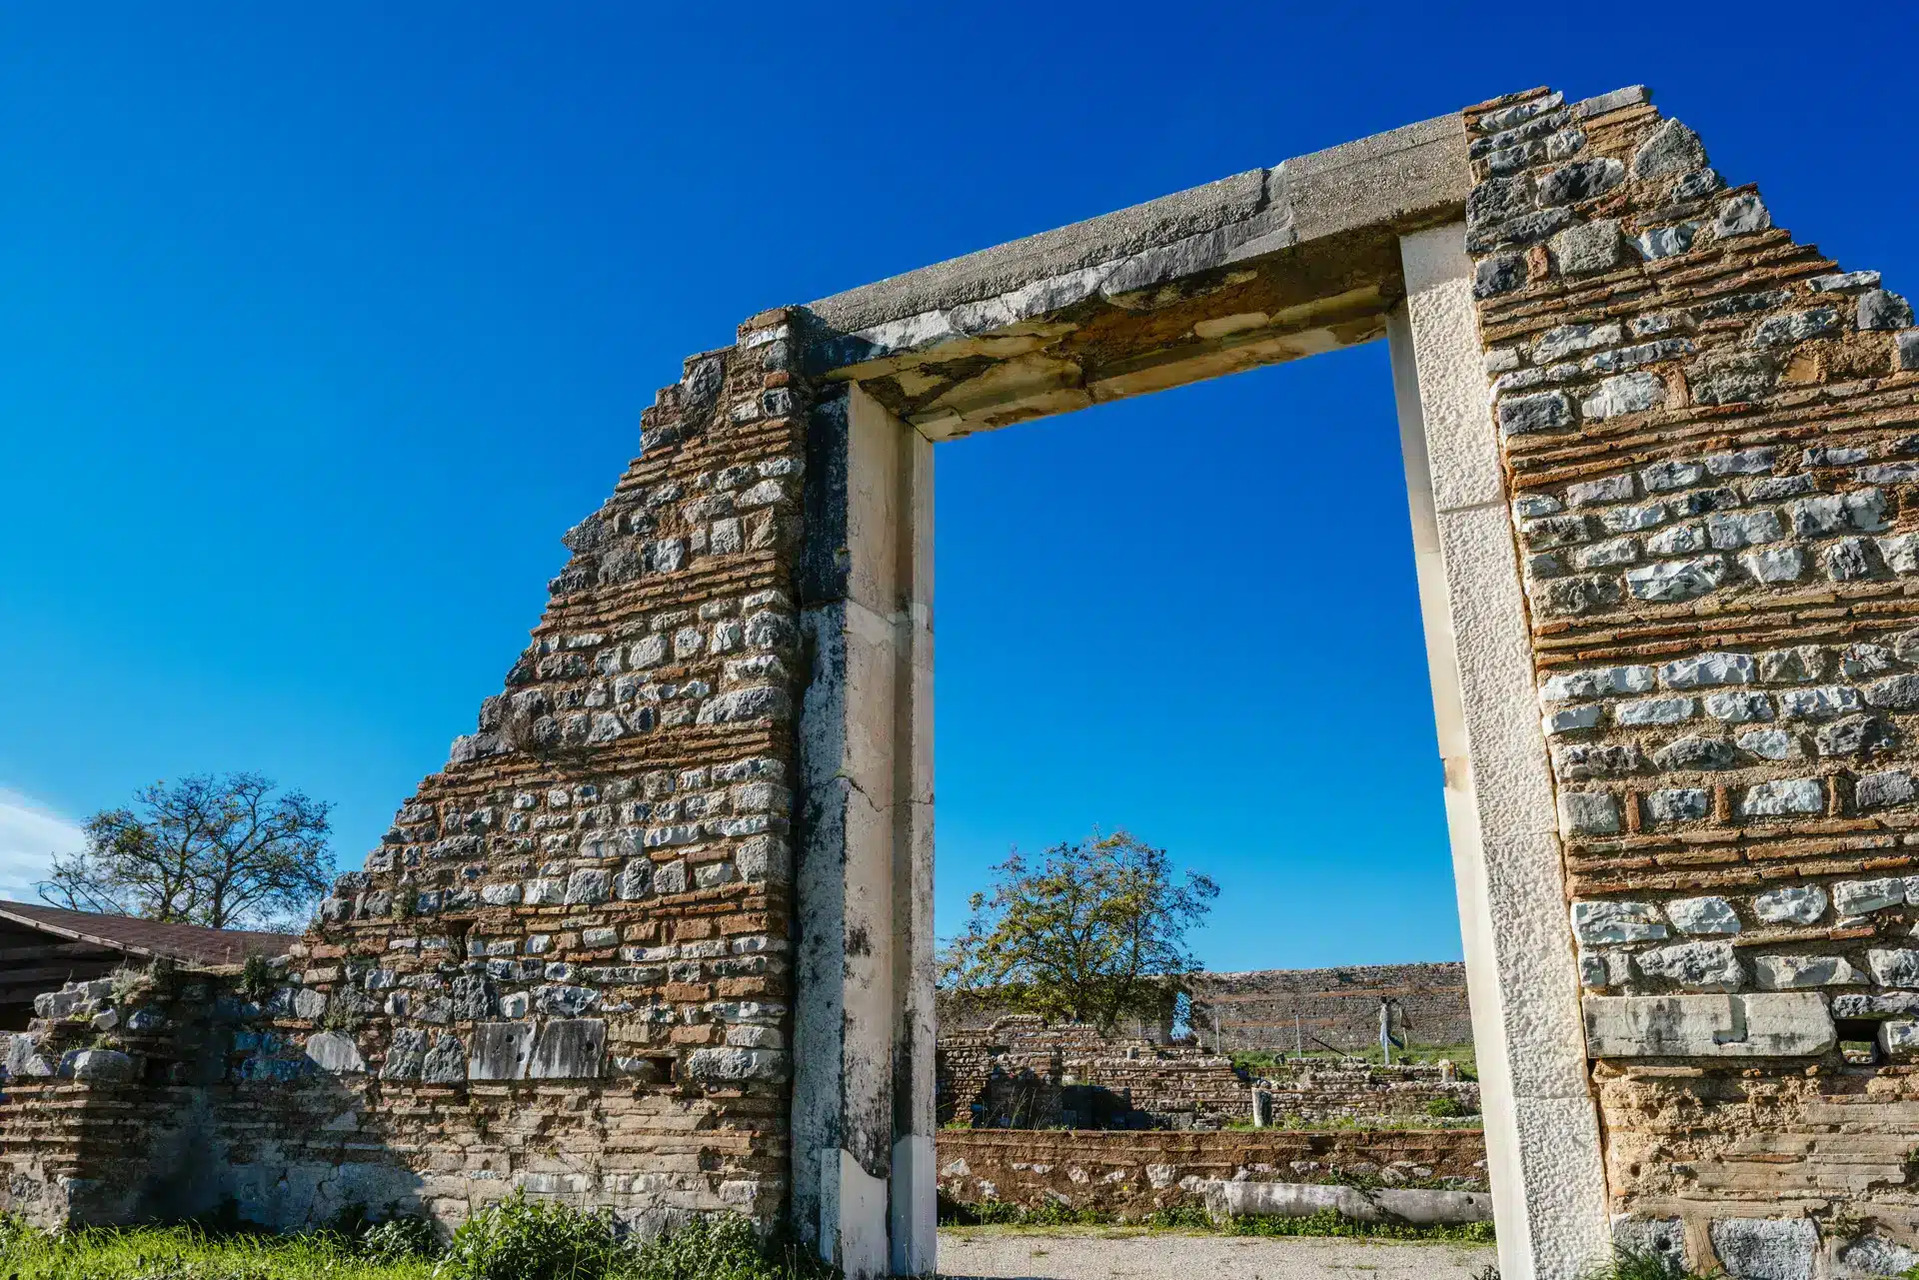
1260, 1063, 1480, 1125
934, 1127, 1488, 1218
935, 1017, 1250, 1130
1467, 86, 1919, 1271
934, 1017, 1479, 1131
0, 309, 816, 1234
1188, 963, 1474, 1052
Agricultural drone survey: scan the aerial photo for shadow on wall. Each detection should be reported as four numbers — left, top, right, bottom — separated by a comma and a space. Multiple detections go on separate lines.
0, 966, 651, 1233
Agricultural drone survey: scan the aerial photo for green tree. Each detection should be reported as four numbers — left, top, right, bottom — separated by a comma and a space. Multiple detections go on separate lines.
37, 772, 333, 931
939, 831, 1218, 1033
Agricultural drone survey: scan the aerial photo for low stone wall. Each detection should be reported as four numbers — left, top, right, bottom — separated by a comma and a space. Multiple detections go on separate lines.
934, 1127, 1488, 1218
1262, 1063, 1481, 1123
0, 968, 776, 1235
938, 1016, 1248, 1128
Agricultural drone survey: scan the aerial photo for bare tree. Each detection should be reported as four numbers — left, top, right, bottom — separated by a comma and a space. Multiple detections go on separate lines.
37, 773, 333, 931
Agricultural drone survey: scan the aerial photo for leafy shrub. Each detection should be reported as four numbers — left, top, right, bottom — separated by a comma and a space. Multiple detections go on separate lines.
624, 1213, 834, 1280
1140, 1205, 1211, 1230
1425, 1096, 1469, 1119
434, 1195, 830, 1280
433, 1193, 622, 1280
357, 1216, 440, 1263
1587, 1247, 1705, 1280
238, 954, 280, 1004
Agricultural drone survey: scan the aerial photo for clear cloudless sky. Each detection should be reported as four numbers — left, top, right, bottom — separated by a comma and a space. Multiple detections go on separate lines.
1, 3, 1914, 970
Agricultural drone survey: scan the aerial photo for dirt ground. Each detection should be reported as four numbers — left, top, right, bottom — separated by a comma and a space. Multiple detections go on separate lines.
937, 1226, 1498, 1280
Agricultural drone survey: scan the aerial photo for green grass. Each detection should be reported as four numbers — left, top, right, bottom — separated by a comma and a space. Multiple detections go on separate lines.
0, 1198, 835, 1280
1224, 1112, 1484, 1132
0, 1224, 436, 1280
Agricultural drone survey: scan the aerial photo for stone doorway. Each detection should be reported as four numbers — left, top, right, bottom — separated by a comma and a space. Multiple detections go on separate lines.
789, 111, 1604, 1280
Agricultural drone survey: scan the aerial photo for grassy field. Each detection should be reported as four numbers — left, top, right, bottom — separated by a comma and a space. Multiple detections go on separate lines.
0, 1198, 831, 1280
0, 1196, 1493, 1278
0, 1225, 438, 1280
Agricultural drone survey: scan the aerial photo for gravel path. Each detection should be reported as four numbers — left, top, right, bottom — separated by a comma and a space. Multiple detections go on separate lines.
937, 1227, 1497, 1280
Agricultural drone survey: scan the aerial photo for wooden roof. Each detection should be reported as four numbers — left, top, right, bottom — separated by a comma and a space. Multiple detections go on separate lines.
0, 901, 294, 967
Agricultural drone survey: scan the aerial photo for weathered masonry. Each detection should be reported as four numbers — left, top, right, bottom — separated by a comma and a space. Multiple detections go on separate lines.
1188, 962, 1476, 1052
5, 83, 1919, 1280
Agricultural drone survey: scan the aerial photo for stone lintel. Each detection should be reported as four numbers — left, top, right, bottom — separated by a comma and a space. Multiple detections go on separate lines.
794, 115, 1470, 439
806, 114, 1466, 336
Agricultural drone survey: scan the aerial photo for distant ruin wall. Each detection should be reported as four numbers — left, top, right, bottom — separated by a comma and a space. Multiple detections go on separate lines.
1187, 963, 1474, 1053
934, 1128, 1489, 1218
936, 1016, 1481, 1131
936, 1017, 1249, 1130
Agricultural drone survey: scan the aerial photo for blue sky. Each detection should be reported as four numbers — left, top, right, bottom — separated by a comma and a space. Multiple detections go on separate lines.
1, 4, 1913, 969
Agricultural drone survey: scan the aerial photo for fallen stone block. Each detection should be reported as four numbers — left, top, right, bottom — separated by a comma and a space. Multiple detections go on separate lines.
1203, 1179, 1492, 1226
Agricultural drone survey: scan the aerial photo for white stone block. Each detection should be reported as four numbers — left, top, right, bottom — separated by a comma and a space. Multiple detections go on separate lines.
1882, 1021, 1919, 1055
1833, 878, 1905, 915
1754, 885, 1828, 925
1583, 993, 1835, 1057
1572, 900, 1668, 945
1636, 940, 1742, 990
1753, 955, 1863, 990
1665, 896, 1740, 935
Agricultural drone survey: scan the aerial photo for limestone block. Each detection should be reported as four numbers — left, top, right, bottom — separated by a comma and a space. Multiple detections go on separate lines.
468, 1022, 535, 1081
1835, 879, 1906, 915
1753, 955, 1863, 990
527, 1019, 606, 1079
685, 1047, 789, 1086
1572, 900, 1668, 945
1666, 897, 1740, 935
1612, 1215, 1689, 1270
304, 1032, 366, 1075
65, 1049, 135, 1083
1868, 950, 1919, 987
422, 1035, 468, 1084
1878, 1020, 1919, 1056
1631, 120, 1708, 179
1841, 1234, 1919, 1277
1709, 1217, 1817, 1280
1860, 770, 1919, 811
1583, 993, 1835, 1057
1636, 941, 1742, 991
1754, 886, 1828, 925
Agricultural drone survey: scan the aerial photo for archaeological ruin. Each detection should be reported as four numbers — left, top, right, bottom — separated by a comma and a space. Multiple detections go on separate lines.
4, 81, 1919, 1280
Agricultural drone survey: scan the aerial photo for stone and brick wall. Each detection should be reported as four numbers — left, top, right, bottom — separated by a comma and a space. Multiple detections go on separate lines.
1188, 963, 1474, 1052
936, 1016, 1479, 1130
0, 309, 817, 1235
934, 1127, 1488, 1218
936, 1017, 1249, 1129
1260, 1063, 1480, 1125
14, 80, 1919, 1274
1468, 85, 1919, 1268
